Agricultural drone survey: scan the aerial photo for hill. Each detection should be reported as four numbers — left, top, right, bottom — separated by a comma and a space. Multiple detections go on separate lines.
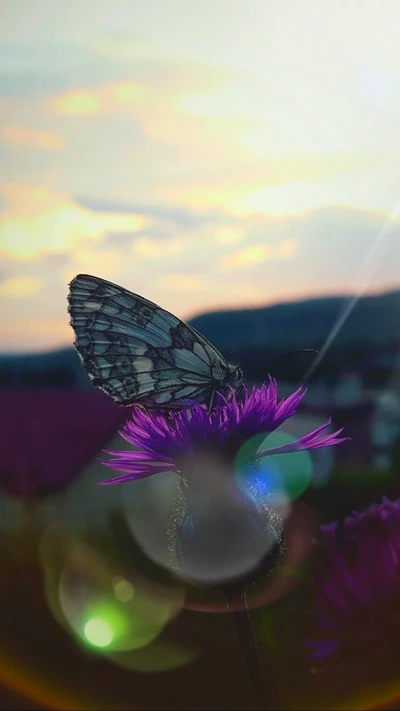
1, 289, 399, 388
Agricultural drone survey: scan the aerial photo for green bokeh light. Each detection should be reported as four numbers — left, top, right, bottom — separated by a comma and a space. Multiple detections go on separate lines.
235, 430, 313, 503
56, 543, 185, 656
81, 603, 128, 651
84, 618, 114, 648
113, 577, 135, 603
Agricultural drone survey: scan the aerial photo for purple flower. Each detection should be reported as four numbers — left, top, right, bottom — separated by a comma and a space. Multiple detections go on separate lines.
303, 497, 400, 680
100, 378, 348, 484
0, 390, 125, 497
99, 379, 348, 589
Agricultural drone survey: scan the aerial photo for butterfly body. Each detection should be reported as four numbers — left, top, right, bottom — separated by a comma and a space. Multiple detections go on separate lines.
68, 274, 243, 410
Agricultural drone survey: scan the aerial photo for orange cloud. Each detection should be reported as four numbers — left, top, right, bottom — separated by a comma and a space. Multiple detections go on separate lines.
0, 184, 146, 260
0, 276, 42, 297
49, 90, 102, 116
133, 237, 185, 259
133, 237, 160, 259
2, 124, 65, 150
111, 82, 149, 105
221, 239, 298, 270
221, 244, 272, 270
66, 248, 122, 284
160, 274, 206, 291
157, 154, 378, 214
0, 317, 71, 351
212, 226, 246, 245
276, 239, 297, 258
48, 82, 149, 117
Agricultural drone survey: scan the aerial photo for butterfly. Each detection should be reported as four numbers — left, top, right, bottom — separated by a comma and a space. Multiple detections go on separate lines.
68, 274, 244, 411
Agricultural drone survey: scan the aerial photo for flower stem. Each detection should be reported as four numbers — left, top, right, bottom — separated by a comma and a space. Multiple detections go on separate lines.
223, 585, 274, 710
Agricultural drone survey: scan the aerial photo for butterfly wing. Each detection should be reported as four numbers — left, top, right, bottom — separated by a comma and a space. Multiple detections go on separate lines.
68, 274, 232, 408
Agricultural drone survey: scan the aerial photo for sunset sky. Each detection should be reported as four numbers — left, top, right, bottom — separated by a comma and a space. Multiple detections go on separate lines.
1, 0, 400, 352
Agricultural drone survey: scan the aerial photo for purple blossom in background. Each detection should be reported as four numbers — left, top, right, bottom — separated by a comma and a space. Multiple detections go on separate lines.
0, 390, 125, 497
304, 497, 400, 680
100, 378, 348, 484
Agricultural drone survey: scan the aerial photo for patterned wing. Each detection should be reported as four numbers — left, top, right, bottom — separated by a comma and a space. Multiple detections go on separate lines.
67, 274, 231, 408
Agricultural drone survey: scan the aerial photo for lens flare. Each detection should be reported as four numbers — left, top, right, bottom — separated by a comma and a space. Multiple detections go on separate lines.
58, 556, 180, 653
84, 618, 114, 648
112, 577, 135, 603
234, 430, 313, 504
39, 527, 185, 659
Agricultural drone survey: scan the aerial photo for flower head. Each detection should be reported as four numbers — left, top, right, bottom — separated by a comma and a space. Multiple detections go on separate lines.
100, 378, 348, 484
303, 497, 400, 680
100, 379, 348, 592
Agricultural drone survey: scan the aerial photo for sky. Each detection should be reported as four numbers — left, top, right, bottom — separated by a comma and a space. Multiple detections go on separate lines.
1, 0, 400, 352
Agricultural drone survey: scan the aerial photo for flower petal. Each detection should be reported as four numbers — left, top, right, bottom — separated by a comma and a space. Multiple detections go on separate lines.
256, 421, 350, 459
100, 380, 349, 484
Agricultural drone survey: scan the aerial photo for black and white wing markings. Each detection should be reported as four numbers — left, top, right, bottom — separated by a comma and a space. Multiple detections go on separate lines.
67, 273, 237, 408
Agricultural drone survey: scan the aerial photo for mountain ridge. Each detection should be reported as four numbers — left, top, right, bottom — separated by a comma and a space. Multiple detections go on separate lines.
1, 288, 399, 388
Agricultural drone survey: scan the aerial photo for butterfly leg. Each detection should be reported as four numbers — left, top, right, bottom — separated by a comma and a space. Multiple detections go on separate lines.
207, 389, 217, 414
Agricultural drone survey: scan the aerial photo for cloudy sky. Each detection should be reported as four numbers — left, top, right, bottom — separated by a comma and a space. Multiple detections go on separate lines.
1, 0, 400, 352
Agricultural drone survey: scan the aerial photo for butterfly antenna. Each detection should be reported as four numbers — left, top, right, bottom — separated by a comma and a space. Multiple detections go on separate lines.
239, 349, 319, 369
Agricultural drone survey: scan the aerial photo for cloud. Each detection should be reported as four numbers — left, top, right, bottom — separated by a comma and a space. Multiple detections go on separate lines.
2, 123, 65, 149
102, 231, 142, 250
156, 154, 379, 213
0, 185, 98, 260
132, 237, 161, 259
0, 276, 42, 297
49, 90, 102, 116
47, 81, 150, 116
219, 207, 400, 306
104, 227, 179, 249
0, 204, 399, 353
65, 246, 122, 284
75, 196, 215, 230
0, 251, 71, 285
0, 38, 234, 105
165, 260, 209, 276
1, 44, 385, 223
276, 239, 297, 259
0, 43, 132, 98
111, 81, 149, 104
159, 274, 207, 291
0, 185, 146, 260
0, 315, 69, 352
212, 226, 246, 245
221, 244, 273, 270
133, 236, 185, 259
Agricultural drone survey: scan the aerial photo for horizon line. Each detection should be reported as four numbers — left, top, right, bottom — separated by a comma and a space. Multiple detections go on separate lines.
1, 282, 399, 357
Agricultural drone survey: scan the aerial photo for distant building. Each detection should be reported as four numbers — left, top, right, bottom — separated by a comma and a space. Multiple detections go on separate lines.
260, 378, 375, 470
308, 379, 331, 406
297, 400, 375, 470
332, 372, 364, 408
370, 389, 400, 470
